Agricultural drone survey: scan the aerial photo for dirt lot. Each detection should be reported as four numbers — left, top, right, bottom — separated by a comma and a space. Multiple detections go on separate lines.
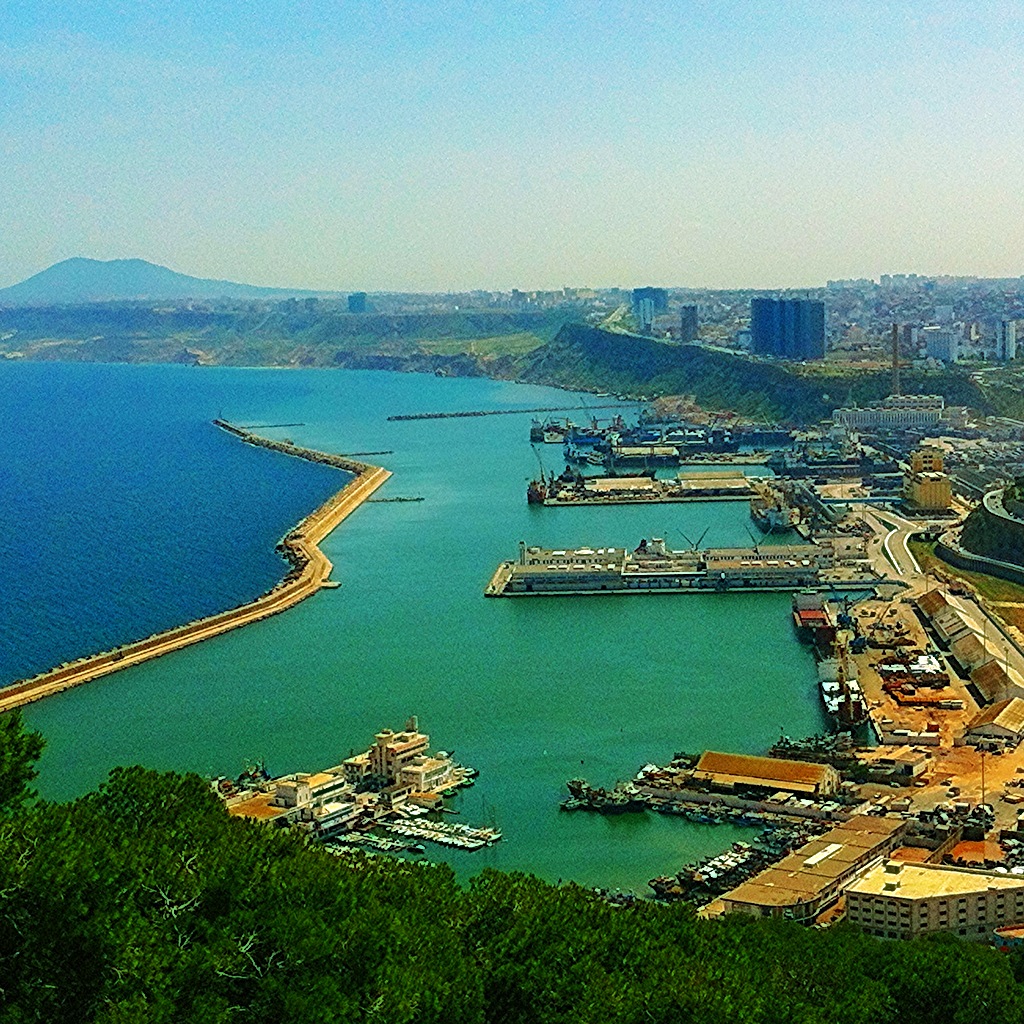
850, 596, 978, 746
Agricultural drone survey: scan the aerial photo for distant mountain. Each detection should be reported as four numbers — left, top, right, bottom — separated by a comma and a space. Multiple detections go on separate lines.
0, 258, 331, 305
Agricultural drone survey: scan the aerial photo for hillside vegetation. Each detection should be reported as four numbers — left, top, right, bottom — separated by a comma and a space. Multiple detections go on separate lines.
0, 303, 570, 371
2, 750, 1024, 1023
0, 305, 994, 424
519, 323, 992, 423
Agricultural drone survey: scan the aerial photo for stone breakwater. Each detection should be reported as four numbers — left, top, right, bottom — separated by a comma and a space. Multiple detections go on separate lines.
0, 422, 391, 713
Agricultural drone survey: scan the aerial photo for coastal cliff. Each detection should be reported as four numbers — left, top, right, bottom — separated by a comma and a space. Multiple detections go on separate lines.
0, 303, 991, 425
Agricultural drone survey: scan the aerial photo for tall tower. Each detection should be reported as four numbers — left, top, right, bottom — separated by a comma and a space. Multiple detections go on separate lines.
679, 305, 699, 343
750, 297, 824, 359
998, 320, 1017, 361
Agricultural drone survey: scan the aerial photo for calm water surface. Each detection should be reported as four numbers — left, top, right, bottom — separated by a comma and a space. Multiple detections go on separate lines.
3, 362, 826, 891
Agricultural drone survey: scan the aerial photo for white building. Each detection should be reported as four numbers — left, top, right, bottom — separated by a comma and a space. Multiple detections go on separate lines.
965, 697, 1024, 747
833, 394, 945, 430
847, 861, 1024, 941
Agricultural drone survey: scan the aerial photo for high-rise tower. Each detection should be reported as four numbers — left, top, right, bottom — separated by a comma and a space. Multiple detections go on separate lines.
750, 298, 825, 359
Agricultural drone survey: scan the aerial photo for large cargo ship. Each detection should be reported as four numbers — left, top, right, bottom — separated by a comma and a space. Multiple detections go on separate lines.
750, 479, 801, 533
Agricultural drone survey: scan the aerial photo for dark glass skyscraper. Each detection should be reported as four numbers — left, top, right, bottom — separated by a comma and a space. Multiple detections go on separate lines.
679, 304, 699, 342
750, 298, 825, 359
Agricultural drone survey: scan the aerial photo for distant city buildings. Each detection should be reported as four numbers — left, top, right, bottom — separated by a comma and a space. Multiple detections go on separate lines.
347, 292, 367, 314
826, 278, 876, 290
750, 297, 826, 359
679, 304, 699, 342
880, 273, 925, 290
922, 325, 959, 363
631, 287, 668, 333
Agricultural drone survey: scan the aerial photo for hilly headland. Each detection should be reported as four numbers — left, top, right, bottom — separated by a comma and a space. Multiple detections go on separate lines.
0, 300, 1002, 425
2, 257, 1019, 425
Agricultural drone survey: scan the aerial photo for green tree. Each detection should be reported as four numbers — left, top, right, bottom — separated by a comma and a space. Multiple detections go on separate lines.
0, 708, 44, 814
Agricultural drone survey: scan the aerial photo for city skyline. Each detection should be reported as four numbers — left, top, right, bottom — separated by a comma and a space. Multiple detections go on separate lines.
2, 1, 1023, 292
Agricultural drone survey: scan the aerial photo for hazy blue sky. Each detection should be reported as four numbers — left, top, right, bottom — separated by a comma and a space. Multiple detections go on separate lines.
2, 1, 1022, 291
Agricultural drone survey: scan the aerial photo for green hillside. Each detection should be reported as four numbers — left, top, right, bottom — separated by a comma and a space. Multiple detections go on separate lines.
0, 304, 996, 425
0, 716, 1021, 1024
0, 304, 570, 369
520, 323, 992, 424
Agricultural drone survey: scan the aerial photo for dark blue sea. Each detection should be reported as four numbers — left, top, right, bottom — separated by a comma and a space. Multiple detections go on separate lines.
2, 360, 825, 892
0, 362, 342, 683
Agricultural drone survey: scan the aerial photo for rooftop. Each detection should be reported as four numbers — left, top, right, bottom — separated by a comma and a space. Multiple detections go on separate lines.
917, 589, 950, 617
950, 634, 990, 668
227, 792, 286, 820
694, 750, 834, 788
306, 771, 342, 789
968, 697, 1024, 735
584, 476, 656, 493
972, 661, 1018, 702
723, 816, 906, 910
849, 861, 1024, 900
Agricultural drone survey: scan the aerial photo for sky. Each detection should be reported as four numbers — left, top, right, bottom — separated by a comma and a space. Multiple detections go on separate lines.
2, 0, 1023, 292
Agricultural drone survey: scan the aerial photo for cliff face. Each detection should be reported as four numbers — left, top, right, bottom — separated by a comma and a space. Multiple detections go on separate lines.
0, 304, 992, 426
519, 323, 992, 425
960, 492, 1024, 566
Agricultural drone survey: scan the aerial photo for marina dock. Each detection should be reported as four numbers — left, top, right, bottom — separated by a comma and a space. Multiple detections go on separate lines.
0, 423, 391, 713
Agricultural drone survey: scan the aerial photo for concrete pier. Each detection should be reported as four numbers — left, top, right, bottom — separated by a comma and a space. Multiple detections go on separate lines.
0, 422, 391, 713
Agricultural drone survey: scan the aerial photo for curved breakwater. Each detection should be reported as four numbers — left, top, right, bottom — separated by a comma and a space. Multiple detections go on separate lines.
0, 422, 391, 713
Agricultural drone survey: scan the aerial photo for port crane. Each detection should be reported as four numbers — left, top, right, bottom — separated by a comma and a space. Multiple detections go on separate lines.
679, 527, 710, 553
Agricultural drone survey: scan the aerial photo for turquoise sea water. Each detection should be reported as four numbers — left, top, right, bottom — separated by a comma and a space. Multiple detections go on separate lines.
4, 362, 826, 892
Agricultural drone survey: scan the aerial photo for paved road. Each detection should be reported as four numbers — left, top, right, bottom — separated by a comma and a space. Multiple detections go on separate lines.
860, 508, 921, 579
863, 507, 925, 578
860, 503, 1024, 680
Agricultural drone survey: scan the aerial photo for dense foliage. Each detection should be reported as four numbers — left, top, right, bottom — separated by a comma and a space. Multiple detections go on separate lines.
3, 738, 1024, 1022
0, 709, 44, 815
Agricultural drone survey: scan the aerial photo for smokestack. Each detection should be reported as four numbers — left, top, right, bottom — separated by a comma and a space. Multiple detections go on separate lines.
891, 323, 901, 397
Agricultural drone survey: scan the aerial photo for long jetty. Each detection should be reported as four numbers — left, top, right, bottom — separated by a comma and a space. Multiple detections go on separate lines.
0, 422, 391, 713
387, 403, 634, 421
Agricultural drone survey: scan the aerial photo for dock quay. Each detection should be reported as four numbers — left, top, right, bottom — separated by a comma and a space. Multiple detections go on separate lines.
387, 402, 633, 422
220, 717, 498, 852
527, 469, 755, 506
486, 536, 879, 597
0, 422, 391, 713
381, 820, 501, 850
